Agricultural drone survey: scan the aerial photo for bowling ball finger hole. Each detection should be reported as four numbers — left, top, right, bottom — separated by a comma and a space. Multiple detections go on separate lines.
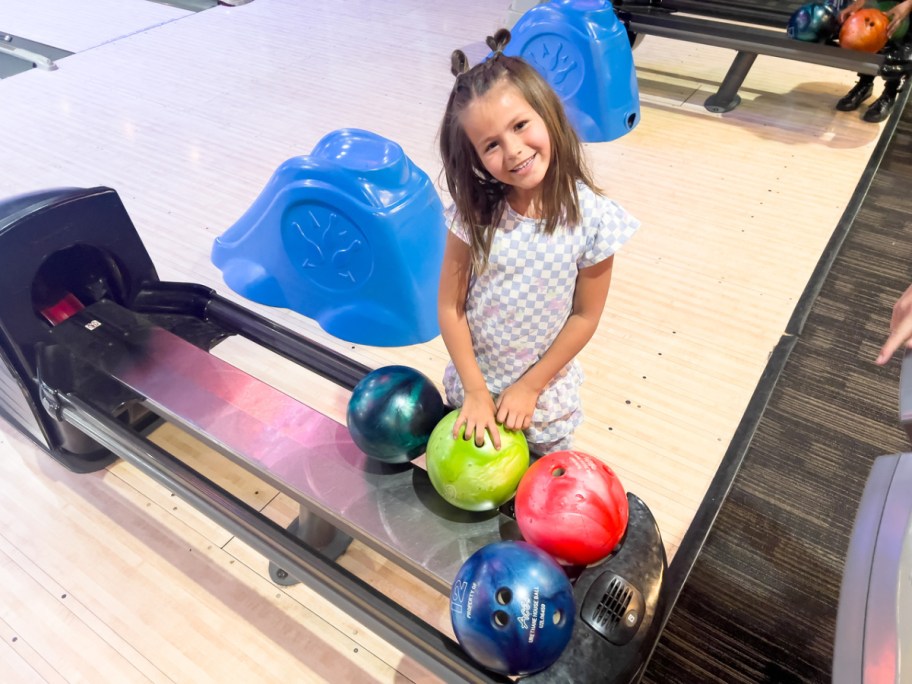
550, 467, 566, 477
492, 610, 510, 628
495, 588, 513, 605
552, 609, 565, 625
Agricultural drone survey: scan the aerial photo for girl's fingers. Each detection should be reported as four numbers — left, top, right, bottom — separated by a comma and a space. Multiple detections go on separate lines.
488, 421, 502, 449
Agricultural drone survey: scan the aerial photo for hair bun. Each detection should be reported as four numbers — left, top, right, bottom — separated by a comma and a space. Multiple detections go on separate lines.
450, 49, 470, 78
485, 28, 511, 54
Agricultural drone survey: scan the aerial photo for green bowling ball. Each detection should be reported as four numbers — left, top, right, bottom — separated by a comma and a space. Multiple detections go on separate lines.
878, 1, 910, 42
426, 410, 530, 512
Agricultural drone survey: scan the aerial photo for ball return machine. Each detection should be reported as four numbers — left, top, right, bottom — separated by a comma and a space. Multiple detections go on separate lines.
0, 186, 666, 682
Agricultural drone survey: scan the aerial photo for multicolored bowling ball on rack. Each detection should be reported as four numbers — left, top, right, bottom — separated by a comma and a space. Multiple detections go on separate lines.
515, 450, 629, 566
786, 2, 840, 42
839, 8, 890, 52
450, 541, 576, 676
346, 365, 446, 464
425, 410, 529, 511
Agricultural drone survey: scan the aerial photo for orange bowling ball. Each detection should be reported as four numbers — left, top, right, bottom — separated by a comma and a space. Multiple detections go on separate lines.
839, 8, 889, 52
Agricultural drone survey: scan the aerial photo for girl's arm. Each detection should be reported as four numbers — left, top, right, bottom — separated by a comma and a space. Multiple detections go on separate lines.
438, 231, 502, 447
496, 255, 615, 431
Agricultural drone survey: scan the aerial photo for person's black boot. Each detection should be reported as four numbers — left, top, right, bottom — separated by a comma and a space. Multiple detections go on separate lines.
837, 78, 875, 111
863, 87, 899, 123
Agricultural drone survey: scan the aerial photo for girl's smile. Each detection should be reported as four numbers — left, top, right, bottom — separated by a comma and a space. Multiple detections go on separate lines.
511, 153, 537, 174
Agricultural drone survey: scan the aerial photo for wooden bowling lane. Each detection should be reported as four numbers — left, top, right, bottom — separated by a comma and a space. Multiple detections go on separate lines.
1, 0, 194, 54
0, 1, 895, 681
0, 425, 433, 683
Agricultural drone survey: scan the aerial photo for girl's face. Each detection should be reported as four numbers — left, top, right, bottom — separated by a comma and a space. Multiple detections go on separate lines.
461, 79, 551, 209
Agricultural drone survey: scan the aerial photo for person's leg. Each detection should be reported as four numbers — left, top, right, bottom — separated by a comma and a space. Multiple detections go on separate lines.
526, 407, 582, 458
837, 73, 876, 111
863, 75, 902, 122
864, 40, 912, 123
527, 433, 574, 459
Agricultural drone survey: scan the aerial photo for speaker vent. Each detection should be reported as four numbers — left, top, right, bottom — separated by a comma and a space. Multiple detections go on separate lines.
580, 572, 644, 644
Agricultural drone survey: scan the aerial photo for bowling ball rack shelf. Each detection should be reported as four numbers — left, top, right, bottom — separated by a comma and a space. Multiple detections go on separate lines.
616, 2, 886, 112
0, 186, 666, 682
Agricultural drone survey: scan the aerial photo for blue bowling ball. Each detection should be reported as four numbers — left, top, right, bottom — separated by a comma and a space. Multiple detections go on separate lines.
346, 365, 446, 464
450, 541, 575, 676
787, 2, 839, 42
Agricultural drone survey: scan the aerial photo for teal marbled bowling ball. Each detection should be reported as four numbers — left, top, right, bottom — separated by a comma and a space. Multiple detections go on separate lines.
346, 365, 446, 464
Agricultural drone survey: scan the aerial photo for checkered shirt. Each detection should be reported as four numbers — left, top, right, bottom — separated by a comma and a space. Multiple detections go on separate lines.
442, 183, 639, 444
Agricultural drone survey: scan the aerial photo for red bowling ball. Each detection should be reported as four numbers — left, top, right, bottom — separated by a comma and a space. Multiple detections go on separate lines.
515, 451, 629, 566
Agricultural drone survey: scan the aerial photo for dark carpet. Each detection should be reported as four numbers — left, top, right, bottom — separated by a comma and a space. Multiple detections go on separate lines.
641, 90, 912, 681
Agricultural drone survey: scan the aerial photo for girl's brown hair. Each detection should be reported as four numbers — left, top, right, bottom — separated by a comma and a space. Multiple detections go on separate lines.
439, 29, 598, 273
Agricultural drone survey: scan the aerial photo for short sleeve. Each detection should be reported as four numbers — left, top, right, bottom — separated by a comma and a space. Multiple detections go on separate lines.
578, 192, 640, 269
445, 204, 471, 244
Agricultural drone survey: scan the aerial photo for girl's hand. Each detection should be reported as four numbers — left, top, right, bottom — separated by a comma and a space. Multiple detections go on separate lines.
495, 380, 540, 432
454, 389, 501, 448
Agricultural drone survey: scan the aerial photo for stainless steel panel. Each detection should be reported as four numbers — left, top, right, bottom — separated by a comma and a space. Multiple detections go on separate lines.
77, 317, 511, 593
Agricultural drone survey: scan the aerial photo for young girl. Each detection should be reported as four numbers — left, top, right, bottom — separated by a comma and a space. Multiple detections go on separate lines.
437, 29, 639, 456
